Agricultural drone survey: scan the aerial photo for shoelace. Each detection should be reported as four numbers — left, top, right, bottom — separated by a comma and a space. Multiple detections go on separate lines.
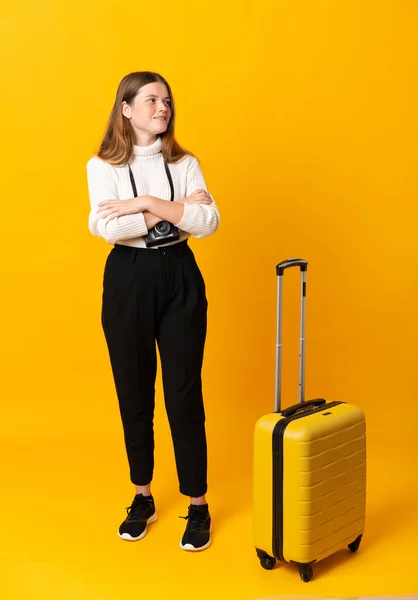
125, 498, 151, 521
179, 508, 208, 532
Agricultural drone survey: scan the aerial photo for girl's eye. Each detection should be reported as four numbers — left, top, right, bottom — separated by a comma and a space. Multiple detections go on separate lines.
146, 98, 171, 107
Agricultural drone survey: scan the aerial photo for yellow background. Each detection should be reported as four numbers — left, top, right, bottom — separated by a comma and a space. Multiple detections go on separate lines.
1, 0, 417, 598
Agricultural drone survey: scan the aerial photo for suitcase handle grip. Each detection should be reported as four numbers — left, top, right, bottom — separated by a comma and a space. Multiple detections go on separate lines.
281, 399, 326, 417
276, 258, 308, 276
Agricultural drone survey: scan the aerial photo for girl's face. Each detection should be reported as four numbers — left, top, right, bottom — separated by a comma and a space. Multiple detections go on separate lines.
123, 82, 172, 141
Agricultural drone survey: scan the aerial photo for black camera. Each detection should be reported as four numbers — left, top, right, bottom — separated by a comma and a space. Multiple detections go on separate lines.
144, 221, 180, 248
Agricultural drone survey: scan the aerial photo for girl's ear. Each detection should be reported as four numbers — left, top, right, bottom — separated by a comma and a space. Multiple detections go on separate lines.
121, 101, 131, 119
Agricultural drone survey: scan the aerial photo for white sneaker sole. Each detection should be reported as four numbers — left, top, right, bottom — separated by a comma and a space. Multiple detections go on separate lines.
179, 526, 212, 552
118, 512, 158, 541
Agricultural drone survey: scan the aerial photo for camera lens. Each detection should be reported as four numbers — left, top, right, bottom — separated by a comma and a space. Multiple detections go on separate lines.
155, 221, 170, 235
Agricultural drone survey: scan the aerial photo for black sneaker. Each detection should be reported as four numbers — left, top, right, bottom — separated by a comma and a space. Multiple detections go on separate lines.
118, 494, 157, 541
179, 504, 212, 551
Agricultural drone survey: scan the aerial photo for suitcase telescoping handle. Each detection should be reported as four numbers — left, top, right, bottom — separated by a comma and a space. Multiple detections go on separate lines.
274, 258, 308, 413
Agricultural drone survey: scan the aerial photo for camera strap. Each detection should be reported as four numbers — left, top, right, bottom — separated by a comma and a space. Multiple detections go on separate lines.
128, 159, 174, 201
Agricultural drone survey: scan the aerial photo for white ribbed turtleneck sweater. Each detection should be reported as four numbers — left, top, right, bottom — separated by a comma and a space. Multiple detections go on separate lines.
86, 137, 220, 248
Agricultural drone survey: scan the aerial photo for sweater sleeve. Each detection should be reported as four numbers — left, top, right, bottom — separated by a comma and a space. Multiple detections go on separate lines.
86, 157, 148, 244
175, 157, 220, 238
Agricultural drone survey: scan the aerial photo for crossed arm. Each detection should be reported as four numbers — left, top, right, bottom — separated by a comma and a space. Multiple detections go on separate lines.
97, 189, 213, 228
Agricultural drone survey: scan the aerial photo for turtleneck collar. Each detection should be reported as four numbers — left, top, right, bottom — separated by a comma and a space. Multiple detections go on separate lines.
133, 136, 162, 157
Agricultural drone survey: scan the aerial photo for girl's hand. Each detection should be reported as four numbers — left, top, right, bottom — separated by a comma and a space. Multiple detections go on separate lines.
178, 190, 213, 205
97, 196, 150, 220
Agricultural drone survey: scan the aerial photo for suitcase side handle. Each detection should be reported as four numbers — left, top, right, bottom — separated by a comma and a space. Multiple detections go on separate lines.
276, 258, 308, 276
275, 258, 308, 413
281, 399, 326, 418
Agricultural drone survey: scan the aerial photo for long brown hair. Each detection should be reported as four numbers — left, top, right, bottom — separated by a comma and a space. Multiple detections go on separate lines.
97, 71, 193, 166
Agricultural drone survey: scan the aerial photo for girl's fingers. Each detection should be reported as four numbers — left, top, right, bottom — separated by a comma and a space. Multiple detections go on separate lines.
97, 204, 113, 213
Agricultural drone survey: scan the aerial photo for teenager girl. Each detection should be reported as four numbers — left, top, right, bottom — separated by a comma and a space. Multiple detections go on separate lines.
86, 71, 219, 551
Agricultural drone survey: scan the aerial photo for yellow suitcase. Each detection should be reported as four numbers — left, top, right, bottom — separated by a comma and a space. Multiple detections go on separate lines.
253, 259, 366, 582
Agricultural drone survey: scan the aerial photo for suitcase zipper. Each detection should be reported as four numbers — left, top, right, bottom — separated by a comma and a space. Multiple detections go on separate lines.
272, 401, 343, 562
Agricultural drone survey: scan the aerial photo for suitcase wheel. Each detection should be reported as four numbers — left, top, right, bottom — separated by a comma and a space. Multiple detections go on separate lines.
348, 534, 362, 553
260, 556, 276, 570
298, 564, 313, 583
256, 549, 276, 570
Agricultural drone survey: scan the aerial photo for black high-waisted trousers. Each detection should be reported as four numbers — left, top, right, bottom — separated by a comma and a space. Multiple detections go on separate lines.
101, 240, 208, 497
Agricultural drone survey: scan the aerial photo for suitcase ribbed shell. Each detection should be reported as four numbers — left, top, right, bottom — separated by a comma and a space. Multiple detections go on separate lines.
254, 402, 366, 566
